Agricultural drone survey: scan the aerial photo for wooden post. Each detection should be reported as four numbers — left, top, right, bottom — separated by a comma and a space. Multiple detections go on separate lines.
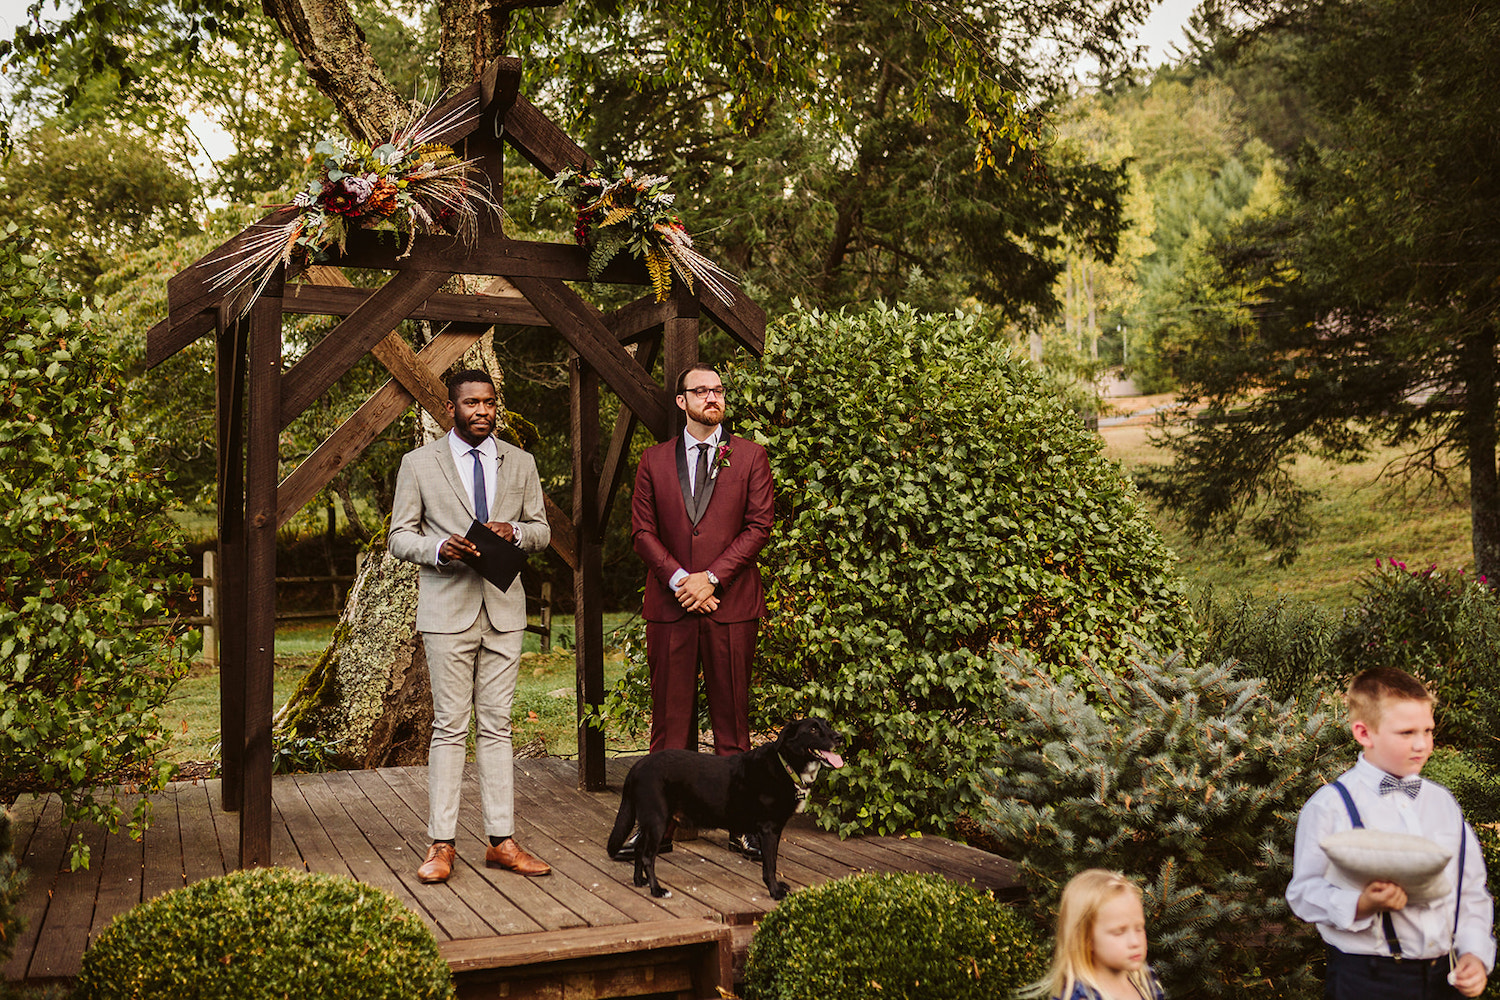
216, 308, 249, 812
201, 551, 219, 667
572, 355, 606, 790
539, 581, 553, 654
661, 289, 699, 442
240, 268, 284, 868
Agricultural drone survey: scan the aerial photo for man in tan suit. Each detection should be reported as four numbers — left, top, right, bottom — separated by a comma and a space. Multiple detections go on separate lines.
389, 369, 552, 883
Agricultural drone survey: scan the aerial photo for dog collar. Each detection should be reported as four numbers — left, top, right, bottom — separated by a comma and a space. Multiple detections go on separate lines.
779, 754, 819, 813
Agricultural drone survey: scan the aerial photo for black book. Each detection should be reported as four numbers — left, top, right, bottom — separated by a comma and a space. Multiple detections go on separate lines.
461, 520, 525, 591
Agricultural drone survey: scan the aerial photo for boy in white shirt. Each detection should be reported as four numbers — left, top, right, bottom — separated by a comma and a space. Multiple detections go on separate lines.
1287, 667, 1494, 998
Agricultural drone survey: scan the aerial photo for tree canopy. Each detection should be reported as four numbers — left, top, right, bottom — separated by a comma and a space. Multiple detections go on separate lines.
1139, 0, 1500, 579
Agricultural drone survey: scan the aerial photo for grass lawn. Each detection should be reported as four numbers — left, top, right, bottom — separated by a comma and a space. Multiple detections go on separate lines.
1100, 420, 1475, 609
161, 613, 648, 767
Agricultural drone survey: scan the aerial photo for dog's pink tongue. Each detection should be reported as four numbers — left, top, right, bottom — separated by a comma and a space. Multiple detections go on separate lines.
818, 750, 844, 768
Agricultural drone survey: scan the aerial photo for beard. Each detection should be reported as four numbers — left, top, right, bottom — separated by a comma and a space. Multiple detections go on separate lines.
685, 398, 724, 427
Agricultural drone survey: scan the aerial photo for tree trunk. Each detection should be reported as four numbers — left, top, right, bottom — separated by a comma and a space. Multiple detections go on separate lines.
263, 0, 529, 765
1465, 327, 1500, 582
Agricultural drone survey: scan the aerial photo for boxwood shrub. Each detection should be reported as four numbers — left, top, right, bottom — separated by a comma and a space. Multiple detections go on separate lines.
76, 867, 453, 1000
742, 872, 1044, 1000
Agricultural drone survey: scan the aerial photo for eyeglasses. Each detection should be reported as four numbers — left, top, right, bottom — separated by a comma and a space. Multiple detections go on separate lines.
682, 386, 727, 399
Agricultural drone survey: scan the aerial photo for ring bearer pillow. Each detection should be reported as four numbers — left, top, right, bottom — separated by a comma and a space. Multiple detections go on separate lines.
1321, 828, 1452, 905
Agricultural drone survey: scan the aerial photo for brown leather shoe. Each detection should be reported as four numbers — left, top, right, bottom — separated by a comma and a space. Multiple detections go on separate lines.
485, 838, 551, 876
417, 842, 456, 883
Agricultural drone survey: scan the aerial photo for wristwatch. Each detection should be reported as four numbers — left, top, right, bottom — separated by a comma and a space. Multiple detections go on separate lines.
705, 570, 720, 590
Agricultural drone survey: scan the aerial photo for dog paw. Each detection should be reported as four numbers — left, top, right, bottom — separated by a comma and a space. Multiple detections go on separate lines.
651, 886, 673, 898
769, 881, 790, 900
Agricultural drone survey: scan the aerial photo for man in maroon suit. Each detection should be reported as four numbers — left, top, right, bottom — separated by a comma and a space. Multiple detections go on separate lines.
625, 362, 774, 857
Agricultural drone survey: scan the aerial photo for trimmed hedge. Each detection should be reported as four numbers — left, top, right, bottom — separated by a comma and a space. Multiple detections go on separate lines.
742, 872, 1044, 1000
76, 867, 454, 1000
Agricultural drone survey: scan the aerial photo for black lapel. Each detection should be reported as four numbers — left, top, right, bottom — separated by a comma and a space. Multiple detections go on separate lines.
675, 436, 695, 520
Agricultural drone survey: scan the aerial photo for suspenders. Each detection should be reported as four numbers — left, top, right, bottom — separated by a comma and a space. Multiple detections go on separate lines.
1330, 779, 1466, 962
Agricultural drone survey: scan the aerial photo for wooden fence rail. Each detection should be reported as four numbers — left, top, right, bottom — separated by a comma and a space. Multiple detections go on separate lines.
186, 552, 552, 665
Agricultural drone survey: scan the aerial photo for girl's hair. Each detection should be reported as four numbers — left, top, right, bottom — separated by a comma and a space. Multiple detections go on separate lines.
1021, 869, 1153, 999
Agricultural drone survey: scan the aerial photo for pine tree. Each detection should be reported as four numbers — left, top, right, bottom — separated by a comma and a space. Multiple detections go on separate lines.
983, 648, 1350, 998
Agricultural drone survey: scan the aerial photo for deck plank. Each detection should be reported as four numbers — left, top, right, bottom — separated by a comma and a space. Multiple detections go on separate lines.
25, 808, 110, 979
273, 774, 354, 879
350, 767, 577, 934
176, 783, 229, 887
4, 796, 66, 980
6, 762, 1020, 990
503, 765, 718, 925
84, 802, 147, 949
297, 773, 498, 941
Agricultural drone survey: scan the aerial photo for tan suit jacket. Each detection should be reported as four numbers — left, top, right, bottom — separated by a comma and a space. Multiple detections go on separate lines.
388, 433, 550, 633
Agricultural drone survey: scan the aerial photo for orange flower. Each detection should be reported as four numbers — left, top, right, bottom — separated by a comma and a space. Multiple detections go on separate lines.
366, 178, 399, 217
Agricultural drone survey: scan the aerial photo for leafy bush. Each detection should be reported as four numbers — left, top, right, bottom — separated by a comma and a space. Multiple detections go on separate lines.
1194, 589, 1338, 700
77, 867, 454, 1000
735, 304, 1191, 835
0, 225, 193, 868
1423, 748, 1500, 885
982, 647, 1350, 999
1333, 559, 1500, 768
741, 872, 1044, 1000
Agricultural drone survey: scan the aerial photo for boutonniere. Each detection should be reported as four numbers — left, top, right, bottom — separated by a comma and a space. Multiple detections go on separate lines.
710, 440, 731, 479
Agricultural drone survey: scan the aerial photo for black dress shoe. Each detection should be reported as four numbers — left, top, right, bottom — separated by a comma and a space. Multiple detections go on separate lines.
727, 832, 763, 861
610, 830, 672, 862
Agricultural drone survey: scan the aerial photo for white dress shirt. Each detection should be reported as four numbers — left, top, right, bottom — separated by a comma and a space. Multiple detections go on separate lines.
436, 430, 523, 563
1287, 754, 1495, 966
668, 425, 722, 592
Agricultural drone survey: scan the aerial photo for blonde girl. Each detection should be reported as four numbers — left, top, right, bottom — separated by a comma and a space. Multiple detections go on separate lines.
1023, 869, 1165, 1000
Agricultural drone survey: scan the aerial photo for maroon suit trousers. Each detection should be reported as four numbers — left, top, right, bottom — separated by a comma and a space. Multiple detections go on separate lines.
646, 616, 759, 755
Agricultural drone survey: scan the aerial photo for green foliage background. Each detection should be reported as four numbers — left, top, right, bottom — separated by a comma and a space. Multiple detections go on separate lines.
0, 226, 193, 868
730, 305, 1190, 835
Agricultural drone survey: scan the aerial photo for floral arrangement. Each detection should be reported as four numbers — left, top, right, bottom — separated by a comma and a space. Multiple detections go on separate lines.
535, 165, 736, 304
202, 100, 497, 308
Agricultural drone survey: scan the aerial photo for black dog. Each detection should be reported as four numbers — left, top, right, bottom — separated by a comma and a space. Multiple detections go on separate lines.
605, 718, 844, 899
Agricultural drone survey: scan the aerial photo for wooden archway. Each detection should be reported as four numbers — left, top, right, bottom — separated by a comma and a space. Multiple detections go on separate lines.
146, 56, 767, 868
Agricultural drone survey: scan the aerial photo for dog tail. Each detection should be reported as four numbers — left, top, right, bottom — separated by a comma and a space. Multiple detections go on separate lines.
606, 788, 636, 857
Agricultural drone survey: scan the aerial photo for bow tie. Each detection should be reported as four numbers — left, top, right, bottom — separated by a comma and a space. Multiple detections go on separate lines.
1379, 774, 1422, 799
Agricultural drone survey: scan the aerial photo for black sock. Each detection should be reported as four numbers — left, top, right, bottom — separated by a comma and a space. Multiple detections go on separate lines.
434, 838, 455, 847
489, 835, 512, 847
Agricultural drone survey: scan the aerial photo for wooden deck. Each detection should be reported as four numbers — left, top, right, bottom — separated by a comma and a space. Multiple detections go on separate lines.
4, 757, 1017, 998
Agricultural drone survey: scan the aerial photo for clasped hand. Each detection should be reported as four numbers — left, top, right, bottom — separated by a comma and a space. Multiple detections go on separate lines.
676, 571, 719, 613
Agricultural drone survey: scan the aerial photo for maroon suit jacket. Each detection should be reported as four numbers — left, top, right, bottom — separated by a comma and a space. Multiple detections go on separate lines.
632, 431, 774, 624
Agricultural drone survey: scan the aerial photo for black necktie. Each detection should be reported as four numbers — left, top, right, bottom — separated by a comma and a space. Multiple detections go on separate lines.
469, 447, 488, 521
1379, 774, 1421, 799
693, 442, 710, 500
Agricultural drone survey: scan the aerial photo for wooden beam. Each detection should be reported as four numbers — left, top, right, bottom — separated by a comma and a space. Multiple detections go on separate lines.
161, 206, 302, 365
275, 327, 485, 527
280, 281, 547, 326
297, 267, 452, 427
543, 494, 577, 572
329, 229, 651, 286
502, 95, 592, 179
596, 333, 661, 534
699, 283, 767, 357
215, 309, 248, 813
508, 274, 671, 441
662, 288, 699, 443
571, 356, 606, 791
278, 268, 450, 429
240, 267, 284, 869
601, 294, 674, 344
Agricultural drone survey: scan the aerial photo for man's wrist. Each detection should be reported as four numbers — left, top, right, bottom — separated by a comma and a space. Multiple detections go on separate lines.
705, 570, 720, 589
